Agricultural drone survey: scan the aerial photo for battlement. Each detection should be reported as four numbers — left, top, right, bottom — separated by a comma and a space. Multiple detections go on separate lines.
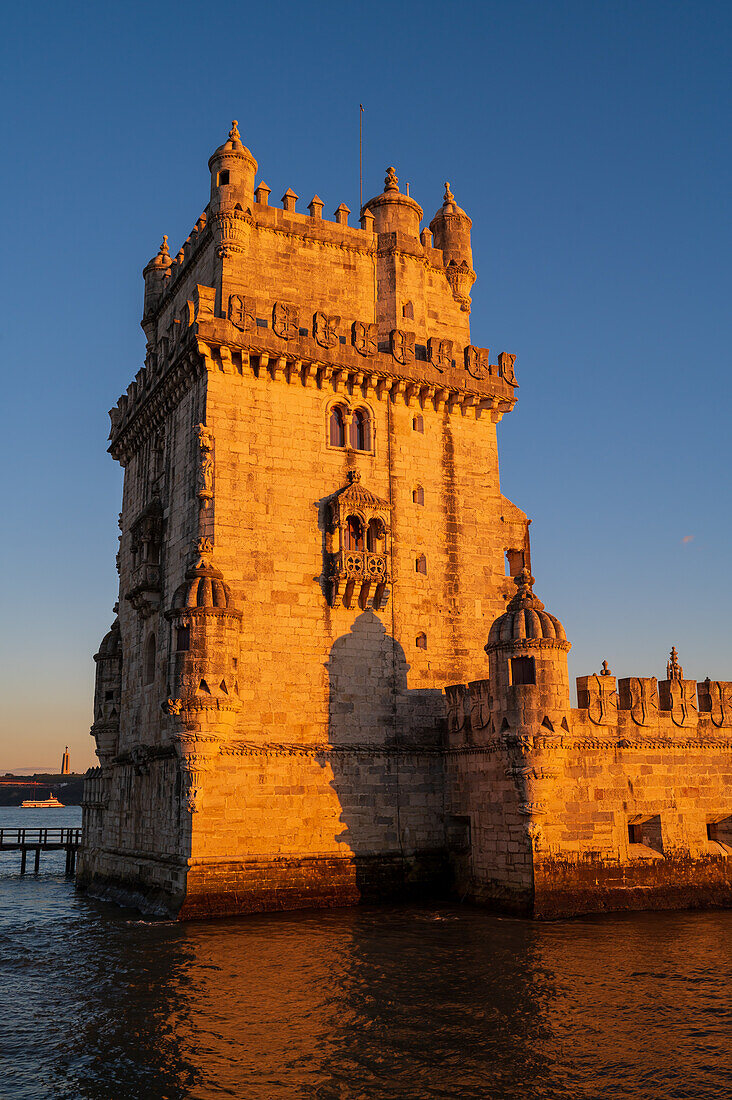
116, 122, 509, 462
443, 658, 732, 746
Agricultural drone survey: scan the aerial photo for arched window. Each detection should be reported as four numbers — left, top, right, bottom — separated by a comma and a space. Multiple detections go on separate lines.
144, 633, 156, 684
367, 518, 384, 552
402, 300, 414, 319
412, 415, 424, 433
345, 515, 364, 551
415, 554, 427, 575
329, 405, 346, 447
416, 633, 427, 650
349, 408, 370, 451
412, 485, 424, 505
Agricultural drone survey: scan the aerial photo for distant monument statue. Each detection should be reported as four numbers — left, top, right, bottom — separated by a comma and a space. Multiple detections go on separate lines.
61, 746, 70, 775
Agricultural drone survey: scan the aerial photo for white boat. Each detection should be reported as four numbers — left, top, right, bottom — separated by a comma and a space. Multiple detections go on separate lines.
20, 795, 65, 808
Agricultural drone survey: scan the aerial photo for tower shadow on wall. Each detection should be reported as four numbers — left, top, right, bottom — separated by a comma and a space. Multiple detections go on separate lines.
320, 610, 450, 904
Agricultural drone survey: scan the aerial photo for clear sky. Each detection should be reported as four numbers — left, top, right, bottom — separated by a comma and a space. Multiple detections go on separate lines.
0, 0, 729, 771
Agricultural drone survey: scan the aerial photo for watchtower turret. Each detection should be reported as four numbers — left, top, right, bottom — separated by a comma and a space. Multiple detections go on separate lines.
141, 236, 172, 341
485, 568, 571, 731
429, 182, 476, 311
208, 120, 258, 216
362, 166, 423, 238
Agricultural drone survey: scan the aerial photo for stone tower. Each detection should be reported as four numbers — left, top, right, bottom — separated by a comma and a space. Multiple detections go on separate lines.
78, 121, 529, 917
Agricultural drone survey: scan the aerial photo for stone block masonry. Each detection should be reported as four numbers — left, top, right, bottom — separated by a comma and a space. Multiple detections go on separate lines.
78, 122, 731, 920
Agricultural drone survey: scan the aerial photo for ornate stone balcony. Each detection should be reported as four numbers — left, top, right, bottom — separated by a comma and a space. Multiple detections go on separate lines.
329, 550, 388, 610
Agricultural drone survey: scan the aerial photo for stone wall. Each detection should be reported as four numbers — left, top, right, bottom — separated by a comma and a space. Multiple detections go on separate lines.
444, 671, 732, 918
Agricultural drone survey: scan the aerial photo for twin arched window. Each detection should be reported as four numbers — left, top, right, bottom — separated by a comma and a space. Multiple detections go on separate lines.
328, 405, 371, 451
344, 516, 385, 552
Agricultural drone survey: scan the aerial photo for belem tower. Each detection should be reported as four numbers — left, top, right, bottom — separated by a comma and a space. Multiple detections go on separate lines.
79, 122, 732, 919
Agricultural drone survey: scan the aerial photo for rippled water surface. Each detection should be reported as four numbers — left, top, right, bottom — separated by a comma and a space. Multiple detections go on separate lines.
1, 807, 730, 1099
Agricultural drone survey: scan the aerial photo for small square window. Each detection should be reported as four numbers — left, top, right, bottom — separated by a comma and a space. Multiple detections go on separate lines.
217, 170, 230, 186
413, 415, 424, 433
510, 656, 535, 685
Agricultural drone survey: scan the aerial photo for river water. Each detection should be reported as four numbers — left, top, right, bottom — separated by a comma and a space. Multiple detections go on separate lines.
0, 806, 730, 1099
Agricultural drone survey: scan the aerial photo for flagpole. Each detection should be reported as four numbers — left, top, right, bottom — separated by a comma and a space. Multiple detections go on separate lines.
359, 104, 364, 213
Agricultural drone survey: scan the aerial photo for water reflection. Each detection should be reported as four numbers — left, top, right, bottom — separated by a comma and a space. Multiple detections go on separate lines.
1, 883, 729, 1100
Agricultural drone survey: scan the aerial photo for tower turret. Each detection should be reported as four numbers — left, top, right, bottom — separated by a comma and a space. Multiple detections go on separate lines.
429, 182, 476, 311
485, 568, 571, 731
141, 236, 172, 340
362, 166, 423, 238
208, 120, 258, 216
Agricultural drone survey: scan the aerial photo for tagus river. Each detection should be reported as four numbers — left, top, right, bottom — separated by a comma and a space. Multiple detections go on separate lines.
1, 808, 730, 1099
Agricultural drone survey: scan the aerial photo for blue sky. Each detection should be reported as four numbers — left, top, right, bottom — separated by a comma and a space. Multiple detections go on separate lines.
0, 0, 729, 770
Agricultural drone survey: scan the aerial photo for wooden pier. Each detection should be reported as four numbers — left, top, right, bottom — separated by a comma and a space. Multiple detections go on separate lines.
0, 828, 81, 875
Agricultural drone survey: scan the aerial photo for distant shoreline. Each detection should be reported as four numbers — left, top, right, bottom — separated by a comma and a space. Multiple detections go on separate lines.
0, 774, 84, 807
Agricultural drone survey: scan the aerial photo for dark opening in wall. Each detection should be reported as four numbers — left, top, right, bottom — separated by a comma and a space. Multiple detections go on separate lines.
707, 817, 732, 847
217, 170, 230, 186
345, 515, 364, 551
144, 633, 156, 685
176, 625, 190, 652
510, 656, 535, 685
402, 300, 414, 319
628, 814, 664, 853
412, 415, 424, 433
349, 408, 370, 451
412, 485, 424, 505
415, 554, 427, 575
329, 405, 346, 447
446, 815, 471, 852
416, 633, 427, 650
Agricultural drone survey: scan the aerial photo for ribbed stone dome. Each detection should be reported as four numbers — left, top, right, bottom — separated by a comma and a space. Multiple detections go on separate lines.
96, 619, 121, 659
429, 181, 471, 228
172, 557, 232, 610
486, 569, 567, 649
208, 120, 257, 171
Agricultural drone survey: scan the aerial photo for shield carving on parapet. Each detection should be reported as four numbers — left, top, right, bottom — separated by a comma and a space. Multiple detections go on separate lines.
428, 337, 452, 372
629, 677, 658, 726
273, 301, 299, 340
351, 320, 377, 357
464, 345, 490, 380
498, 352, 517, 386
313, 311, 340, 349
468, 680, 491, 733
669, 679, 698, 727
444, 684, 467, 735
707, 681, 732, 727
587, 674, 618, 726
390, 329, 415, 366
228, 294, 255, 331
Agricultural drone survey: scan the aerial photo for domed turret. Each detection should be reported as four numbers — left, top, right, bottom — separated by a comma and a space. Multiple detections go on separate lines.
92, 618, 123, 764
362, 166, 423, 238
429, 183, 476, 311
487, 569, 567, 649
142, 237, 172, 336
208, 120, 258, 216
171, 556, 233, 610
485, 569, 571, 722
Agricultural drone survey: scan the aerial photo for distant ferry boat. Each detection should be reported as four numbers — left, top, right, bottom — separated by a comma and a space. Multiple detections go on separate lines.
21, 795, 65, 808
